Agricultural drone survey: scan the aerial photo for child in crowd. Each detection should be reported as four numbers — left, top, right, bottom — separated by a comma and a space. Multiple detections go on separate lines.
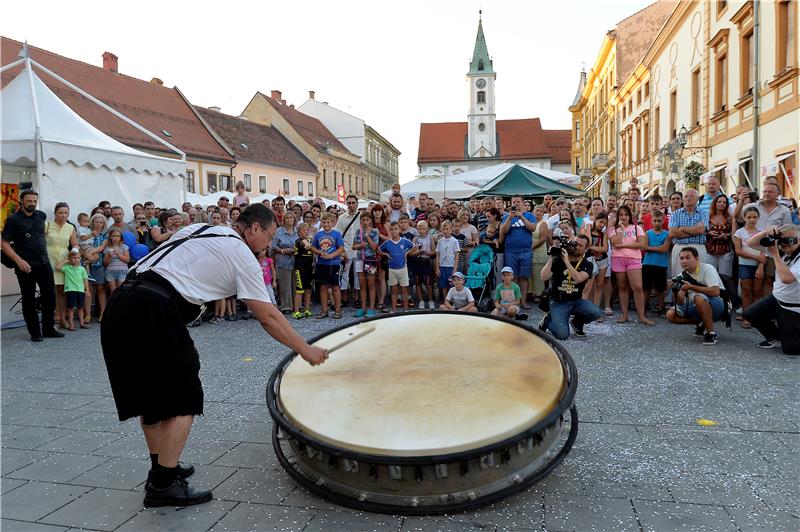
642, 210, 671, 315
435, 220, 460, 302
311, 212, 345, 319
353, 213, 379, 317
733, 206, 766, 329
492, 266, 521, 318
292, 223, 315, 319
398, 214, 418, 305
480, 224, 499, 253
583, 211, 609, 312
413, 221, 436, 309
451, 217, 468, 273
258, 249, 277, 303
76, 213, 92, 242
378, 222, 416, 312
440, 271, 477, 312
59, 249, 90, 331
103, 228, 130, 297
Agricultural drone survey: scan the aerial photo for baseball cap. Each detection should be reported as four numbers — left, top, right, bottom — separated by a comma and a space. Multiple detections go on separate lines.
451, 271, 465, 279
501, 266, 514, 274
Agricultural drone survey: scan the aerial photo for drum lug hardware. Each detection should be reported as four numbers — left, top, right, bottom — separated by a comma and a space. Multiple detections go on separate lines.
327, 455, 338, 469
315, 478, 325, 487
468, 491, 477, 501
480, 454, 495, 469
414, 466, 423, 483
513, 474, 523, 484
527, 438, 534, 451
517, 441, 526, 455
369, 464, 378, 480
435, 463, 448, 479
439, 494, 450, 504
306, 447, 316, 459
357, 492, 367, 502
389, 465, 402, 480
410, 497, 419, 507
343, 459, 359, 473
501, 449, 511, 464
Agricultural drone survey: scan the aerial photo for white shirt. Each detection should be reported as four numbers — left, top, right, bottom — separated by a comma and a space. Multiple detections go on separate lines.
774, 250, 800, 314
134, 224, 273, 306
685, 263, 722, 302
335, 210, 360, 257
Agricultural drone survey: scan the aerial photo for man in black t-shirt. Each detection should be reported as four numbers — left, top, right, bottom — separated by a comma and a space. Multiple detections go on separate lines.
538, 235, 602, 339
1, 190, 62, 342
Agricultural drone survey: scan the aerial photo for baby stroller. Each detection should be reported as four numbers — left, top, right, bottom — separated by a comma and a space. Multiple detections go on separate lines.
464, 244, 495, 312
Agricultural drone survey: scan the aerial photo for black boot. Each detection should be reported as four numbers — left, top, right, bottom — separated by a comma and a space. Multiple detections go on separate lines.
143, 478, 212, 508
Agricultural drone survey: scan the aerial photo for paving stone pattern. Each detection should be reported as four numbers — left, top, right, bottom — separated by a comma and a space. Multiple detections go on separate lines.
2, 304, 798, 531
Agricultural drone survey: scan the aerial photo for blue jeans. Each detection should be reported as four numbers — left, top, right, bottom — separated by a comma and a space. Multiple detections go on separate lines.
547, 299, 603, 340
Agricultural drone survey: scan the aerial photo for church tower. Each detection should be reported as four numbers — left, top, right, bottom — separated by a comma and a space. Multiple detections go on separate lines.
467, 12, 497, 159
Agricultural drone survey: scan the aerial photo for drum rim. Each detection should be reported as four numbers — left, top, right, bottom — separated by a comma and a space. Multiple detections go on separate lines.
266, 310, 578, 465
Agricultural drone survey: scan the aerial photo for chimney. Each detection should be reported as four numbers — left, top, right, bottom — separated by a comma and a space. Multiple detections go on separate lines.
289, 104, 295, 109
308, 90, 315, 100
150, 77, 163, 85
271, 90, 282, 102
102, 52, 118, 73
209, 106, 221, 112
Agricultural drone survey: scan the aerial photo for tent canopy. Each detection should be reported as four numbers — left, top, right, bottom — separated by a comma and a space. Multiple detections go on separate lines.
476, 164, 584, 197
1, 58, 185, 215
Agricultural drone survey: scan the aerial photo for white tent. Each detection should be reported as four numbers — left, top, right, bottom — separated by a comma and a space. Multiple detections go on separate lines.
525, 166, 581, 186
383, 163, 512, 202
1, 53, 185, 217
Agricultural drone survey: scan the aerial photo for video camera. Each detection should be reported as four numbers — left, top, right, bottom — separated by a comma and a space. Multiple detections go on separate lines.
549, 235, 578, 257
671, 271, 703, 293
759, 227, 798, 247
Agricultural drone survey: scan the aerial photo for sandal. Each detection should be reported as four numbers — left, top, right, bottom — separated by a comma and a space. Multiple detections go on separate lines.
67, 326, 76, 332
604, 307, 613, 316
80, 323, 90, 329
315, 312, 328, 319
741, 321, 752, 329
333, 312, 342, 319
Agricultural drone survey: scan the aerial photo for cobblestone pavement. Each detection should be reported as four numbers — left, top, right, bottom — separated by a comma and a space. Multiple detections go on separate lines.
2, 302, 798, 531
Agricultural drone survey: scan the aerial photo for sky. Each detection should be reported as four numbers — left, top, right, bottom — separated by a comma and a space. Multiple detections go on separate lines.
1, 0, 654, 181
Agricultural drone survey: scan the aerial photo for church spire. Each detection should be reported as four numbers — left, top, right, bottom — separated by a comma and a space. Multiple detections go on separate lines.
468, 11, 493, 75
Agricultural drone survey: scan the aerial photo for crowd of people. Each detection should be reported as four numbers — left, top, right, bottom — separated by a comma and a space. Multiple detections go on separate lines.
2, 175, 799, 354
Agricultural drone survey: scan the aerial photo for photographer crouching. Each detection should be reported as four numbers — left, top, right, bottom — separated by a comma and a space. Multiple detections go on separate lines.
666, 247, 725, 345
743, 225, 800, 354
539, 234, 601, 339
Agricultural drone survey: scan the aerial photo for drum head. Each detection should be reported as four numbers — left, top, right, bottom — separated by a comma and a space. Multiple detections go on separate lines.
278, 313, 565, 457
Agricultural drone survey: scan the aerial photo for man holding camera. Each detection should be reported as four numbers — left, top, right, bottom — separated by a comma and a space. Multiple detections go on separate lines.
500, 196, 537, 307
743, 225, 800, 354
666, 247, 725, 345
539, 234, 601, 339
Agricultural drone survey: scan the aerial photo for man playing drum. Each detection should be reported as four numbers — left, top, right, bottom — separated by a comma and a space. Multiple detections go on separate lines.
101, 203, 328, 508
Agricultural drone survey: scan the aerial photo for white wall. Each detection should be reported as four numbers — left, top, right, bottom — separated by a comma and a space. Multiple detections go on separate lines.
297, 99, 366, 160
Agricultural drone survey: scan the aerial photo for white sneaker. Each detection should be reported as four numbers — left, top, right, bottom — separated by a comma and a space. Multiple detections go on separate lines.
418, 301, 425, 309
428, 300, 436, 309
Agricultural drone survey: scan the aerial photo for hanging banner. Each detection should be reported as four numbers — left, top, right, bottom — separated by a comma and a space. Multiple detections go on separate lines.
337, 184, 345, 203
761, 161, 779, 178
0, 183, 19, 231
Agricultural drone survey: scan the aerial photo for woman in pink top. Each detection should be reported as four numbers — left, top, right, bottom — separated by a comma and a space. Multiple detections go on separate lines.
233, 181, 249, 207
608, 205, 653, 325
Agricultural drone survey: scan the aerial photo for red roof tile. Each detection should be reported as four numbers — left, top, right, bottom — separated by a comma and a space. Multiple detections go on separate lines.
258, 93, 353, 156
418, 118, 568, 164
0, 37, 234, 163
543, 129, 572, 164
195, 107, 317, 174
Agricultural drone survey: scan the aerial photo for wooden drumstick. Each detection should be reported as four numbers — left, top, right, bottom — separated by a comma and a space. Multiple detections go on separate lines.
325, 325, 376, 354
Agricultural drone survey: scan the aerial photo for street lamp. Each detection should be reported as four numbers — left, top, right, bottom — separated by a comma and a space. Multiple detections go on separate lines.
678, 124, 689, 149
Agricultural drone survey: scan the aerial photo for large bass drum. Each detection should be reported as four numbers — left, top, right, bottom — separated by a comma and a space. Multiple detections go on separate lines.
267, 311, 578, 515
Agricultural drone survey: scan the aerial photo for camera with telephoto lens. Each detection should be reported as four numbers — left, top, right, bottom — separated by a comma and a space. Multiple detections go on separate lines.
549, 235, 578, 257
759, 228, 798, 247
671, 273, 688, 293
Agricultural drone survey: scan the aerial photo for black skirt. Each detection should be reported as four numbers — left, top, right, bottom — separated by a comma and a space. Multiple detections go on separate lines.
101, 272, 204, 424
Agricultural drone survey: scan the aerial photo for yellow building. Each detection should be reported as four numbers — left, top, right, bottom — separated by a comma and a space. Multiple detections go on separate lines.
576, 0, 799, 200
570, 1, 674, 195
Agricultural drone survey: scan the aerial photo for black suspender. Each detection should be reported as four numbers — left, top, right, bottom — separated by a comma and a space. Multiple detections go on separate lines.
129, 224, 242, 277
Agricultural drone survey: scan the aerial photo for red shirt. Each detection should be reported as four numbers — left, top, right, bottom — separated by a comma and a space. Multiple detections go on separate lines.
641, 212, 669, 231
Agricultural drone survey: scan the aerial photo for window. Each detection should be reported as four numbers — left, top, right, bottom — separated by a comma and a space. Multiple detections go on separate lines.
718, 0, 727, 16
207, 172, 218, 193
742, 30, 754, 96
219, 174, 230, 192
298, 180, 303, 195
669, 90, 677, 139
308, 181, 314, 197
348, 174, 352, 193
691, 68, 701, 126
243, 173, 252, 192
628, 99, 633, 114
258, 175, 266, 193
654, 106, 661, 150
777, 0, 797, 72
644, 81, 650, 98
715, 52, 728, 112
477, 91, 486, 104
186, 170, 195, 193
636, 89, 642, 107
282, 179, 290, 195
643, 117, 650, 155
361, 178, 365, 194
333, 171, 337, 189
775, 152, 796, 197
322, 168, 327, 189
636, 124, 642, 162
478, 59, 484, 71
575, 120, 580, 141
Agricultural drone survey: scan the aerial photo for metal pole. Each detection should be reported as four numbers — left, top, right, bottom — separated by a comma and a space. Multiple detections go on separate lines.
752, 0, 760, 191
